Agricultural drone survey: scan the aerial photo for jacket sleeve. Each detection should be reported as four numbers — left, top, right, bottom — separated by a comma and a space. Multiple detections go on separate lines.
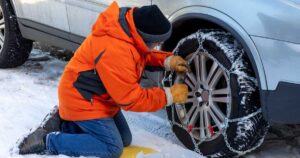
96, 48, 172, 112
145, 50, 173, 67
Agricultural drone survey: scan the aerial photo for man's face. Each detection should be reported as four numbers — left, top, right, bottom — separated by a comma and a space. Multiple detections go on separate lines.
146, 43, 160, 50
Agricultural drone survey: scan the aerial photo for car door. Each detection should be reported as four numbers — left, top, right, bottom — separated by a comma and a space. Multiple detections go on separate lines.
65, 0, 151, 43
12, 0, 69, 32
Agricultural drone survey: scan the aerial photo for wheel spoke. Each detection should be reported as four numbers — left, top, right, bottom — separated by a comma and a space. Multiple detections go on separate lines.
194, 55, 201, 83
208, 107, 224, 131
212, 96, 229, 103
199, 107, 205, 139
211, 88, 229, 96
0, 23, 4, 30
0, 18, 4, 25
189, 107, 200, 126
185, 78, 194, 89
188, 92, 194, 97
206, 62, 218, 84
200, 54, 207, 82
209, 103, 225, 122
0, 37, 3, 46
209, 68, 223, 88
184, 103, 198, 124
186, 72, 197, 86
204, 107, 211, 138
0, 34, 4, 41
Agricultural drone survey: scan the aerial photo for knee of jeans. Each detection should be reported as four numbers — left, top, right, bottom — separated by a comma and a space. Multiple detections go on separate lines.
123, 132, 132, 147
109, 145, 123, 158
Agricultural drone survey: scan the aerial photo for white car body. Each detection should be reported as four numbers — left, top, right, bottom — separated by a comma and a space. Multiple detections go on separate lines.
9, 0, 300, 123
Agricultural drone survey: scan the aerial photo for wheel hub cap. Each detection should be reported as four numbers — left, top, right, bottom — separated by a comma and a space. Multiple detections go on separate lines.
201, 91, 209, 102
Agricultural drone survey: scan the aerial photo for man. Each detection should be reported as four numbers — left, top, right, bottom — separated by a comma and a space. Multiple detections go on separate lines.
19, 2, 189, 158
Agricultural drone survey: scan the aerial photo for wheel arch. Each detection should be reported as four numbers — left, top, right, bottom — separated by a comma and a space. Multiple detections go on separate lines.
162, 6, 268, 92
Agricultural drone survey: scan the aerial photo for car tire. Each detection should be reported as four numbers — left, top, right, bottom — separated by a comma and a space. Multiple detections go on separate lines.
165, 30, 269, 157
0, 1, 33, 68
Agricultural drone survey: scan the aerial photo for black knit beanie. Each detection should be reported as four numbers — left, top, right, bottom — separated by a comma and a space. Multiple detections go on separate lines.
133, 5, 172, 43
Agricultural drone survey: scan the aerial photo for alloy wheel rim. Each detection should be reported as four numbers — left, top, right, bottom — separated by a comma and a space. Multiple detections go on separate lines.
0, 6, 5, 53
175, 52, 231, 143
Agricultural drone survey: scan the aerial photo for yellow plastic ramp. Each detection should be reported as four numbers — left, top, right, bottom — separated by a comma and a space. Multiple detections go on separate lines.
120, 146, 157, 158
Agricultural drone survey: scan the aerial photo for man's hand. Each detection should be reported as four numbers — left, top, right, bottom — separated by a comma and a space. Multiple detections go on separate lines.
164, 56, 190, 72
171, 84, 188, 104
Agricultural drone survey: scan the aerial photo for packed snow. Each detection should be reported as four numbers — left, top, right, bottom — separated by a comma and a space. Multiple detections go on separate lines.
0, 49, 300, 158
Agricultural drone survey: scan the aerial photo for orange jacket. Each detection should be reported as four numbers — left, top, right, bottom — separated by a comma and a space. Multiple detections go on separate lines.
58, 2, 173, 121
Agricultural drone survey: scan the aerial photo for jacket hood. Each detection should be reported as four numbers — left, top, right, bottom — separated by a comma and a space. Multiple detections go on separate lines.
92, 2, 150, 54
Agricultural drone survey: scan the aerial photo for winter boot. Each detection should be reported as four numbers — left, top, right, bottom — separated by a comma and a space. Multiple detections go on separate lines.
18, 106, 62, 155
41, 105, 62, 132
18, 128, 47, 154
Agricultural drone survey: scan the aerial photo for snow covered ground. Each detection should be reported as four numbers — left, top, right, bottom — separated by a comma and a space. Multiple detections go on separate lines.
1, 49, 300, 158
0, 49, 200, 158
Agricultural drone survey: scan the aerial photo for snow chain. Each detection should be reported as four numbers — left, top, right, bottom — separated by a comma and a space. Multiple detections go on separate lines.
162, 32, 269, 157
166, 101, 266, 157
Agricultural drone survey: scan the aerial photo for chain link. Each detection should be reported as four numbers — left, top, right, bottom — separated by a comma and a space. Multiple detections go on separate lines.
222, 109, 268, 156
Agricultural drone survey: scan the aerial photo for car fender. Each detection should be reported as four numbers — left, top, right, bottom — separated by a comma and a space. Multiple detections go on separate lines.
168, 6, 268, 91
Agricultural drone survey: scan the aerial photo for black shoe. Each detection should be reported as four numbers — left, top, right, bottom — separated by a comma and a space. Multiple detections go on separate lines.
42, 105, 62, 133
18, 128, 47, 155
18, 106, 62, 155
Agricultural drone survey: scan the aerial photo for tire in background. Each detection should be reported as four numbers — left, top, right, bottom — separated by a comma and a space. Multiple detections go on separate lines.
0, 0, 33, 68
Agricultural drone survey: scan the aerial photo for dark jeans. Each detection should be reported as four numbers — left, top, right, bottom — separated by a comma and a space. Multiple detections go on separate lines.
46, 111, 132, 158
